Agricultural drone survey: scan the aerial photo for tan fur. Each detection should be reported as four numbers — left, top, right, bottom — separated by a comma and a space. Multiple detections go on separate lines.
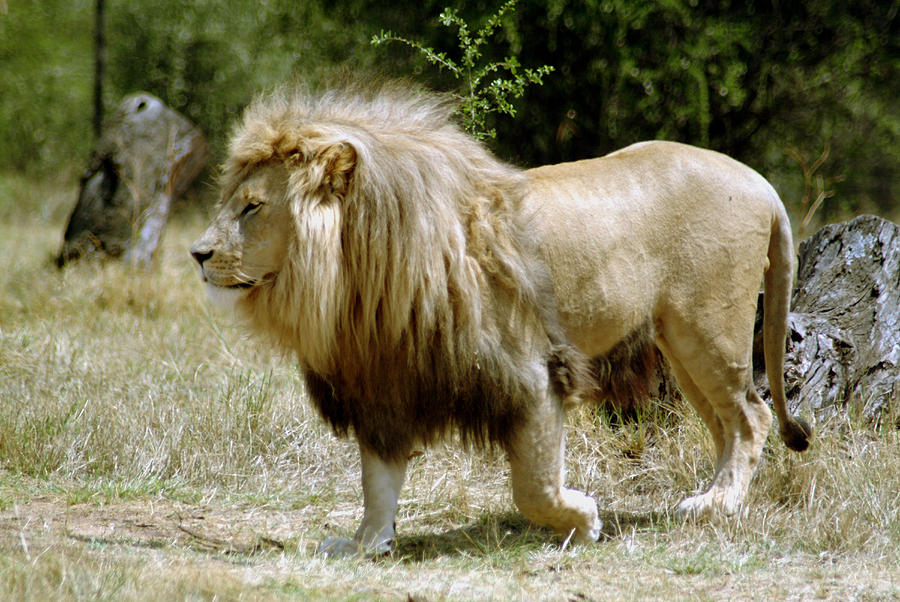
524, 140, 810, 515
191, 82, 808, 555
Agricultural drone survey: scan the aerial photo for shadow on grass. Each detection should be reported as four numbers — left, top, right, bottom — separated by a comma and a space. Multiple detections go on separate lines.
392, 509, 670, 561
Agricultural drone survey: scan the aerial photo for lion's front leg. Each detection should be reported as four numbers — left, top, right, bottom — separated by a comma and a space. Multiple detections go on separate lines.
318, 444, 409, 558
505, 388, 601, 544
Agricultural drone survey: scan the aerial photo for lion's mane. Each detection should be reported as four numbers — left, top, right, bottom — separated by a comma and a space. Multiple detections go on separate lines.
221, 82, 589, 458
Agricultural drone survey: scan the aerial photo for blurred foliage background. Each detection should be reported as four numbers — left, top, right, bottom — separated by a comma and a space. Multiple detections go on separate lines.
1, 0, 897, 225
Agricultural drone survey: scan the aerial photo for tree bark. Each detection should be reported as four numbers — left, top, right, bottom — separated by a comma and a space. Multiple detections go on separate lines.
754, 215, 900, 425
58, 92, 209, 268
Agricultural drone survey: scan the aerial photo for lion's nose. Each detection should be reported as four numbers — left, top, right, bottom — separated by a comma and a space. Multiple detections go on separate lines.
190, 247, 213, 266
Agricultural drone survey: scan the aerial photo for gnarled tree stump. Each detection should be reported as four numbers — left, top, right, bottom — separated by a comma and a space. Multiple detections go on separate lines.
755, 215, 900, 425
58, 92, 209, 267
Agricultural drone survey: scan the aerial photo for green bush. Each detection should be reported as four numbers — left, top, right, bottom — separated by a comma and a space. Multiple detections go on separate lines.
372, 0, 553, 140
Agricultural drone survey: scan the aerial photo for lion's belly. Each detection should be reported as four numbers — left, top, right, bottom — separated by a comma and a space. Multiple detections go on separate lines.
549, 250, 660, 357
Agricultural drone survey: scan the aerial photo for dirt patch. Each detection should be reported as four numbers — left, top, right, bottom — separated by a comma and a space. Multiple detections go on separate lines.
1, 492, 898, 601
0, 496, 307, 558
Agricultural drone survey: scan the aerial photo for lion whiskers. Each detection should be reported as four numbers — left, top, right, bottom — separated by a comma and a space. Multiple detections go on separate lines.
233, 267, 265, 287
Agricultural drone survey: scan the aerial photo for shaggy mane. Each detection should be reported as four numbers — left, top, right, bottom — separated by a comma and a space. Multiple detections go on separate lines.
223, 81, 590, 458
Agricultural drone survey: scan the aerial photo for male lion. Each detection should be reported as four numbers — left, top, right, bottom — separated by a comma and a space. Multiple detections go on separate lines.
190, 82, 810, 557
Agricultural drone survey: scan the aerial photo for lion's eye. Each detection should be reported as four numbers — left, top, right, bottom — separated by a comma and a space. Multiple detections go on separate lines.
240, 200, 263, 217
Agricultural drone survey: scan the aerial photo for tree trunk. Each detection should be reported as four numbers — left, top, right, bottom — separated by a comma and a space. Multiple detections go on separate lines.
754, 215, 900, 425
58, 92, 209, 268
93, 0, 106, 139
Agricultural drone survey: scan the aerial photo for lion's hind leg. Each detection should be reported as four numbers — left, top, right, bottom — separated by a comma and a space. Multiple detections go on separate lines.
657, 328, 773, 518
504, 384, 601, 543
673, 385, 772, 518
656, 340, 726, 469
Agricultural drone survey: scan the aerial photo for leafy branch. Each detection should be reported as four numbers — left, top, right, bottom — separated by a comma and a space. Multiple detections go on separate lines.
787, 143, 844, 241
371, 0, 554, 140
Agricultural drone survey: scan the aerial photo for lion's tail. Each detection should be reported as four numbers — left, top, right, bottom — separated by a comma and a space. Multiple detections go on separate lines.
764, 195, 812, 452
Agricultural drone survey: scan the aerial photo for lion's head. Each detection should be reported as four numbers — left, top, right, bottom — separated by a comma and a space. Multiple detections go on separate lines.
190, 136, 352, 366
190, 161, 293, 292
190, 82, 586, 458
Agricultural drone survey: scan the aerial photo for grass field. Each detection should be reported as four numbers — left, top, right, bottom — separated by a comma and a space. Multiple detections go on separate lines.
1, 174, 898, 600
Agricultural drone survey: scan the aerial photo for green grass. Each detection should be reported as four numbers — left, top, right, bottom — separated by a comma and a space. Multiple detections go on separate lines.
0, 176, 898, 600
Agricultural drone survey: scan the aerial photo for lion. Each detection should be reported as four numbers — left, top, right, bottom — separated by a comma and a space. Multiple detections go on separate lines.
190, 81, 810, 557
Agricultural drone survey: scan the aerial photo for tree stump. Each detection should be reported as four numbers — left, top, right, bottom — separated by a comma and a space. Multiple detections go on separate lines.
57, 92, 209, 267
755, 215, 900, 425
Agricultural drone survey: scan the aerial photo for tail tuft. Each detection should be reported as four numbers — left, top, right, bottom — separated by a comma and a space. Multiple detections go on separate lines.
780, 416, 812, 452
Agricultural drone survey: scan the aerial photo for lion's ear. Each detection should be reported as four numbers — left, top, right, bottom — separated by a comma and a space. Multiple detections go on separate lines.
315, 142, 357, 198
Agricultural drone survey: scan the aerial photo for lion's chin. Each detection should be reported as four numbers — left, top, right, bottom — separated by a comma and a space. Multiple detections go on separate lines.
205, 283, 248, 311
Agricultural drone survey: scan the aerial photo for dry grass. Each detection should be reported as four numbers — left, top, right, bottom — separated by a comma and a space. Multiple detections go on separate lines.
0, 176, 898, 600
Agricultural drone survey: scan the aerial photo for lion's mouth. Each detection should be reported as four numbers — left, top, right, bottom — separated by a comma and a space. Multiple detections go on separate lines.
199, 268, 260, 289
202, 276, 257, 290
201, 269, 275, 290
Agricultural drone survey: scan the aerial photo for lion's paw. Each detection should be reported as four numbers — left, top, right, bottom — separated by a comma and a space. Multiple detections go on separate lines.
317, 536, 392, 559
574, 518, 602, 544
675, 489, 743, 519
317, 537, 365, 559
559, 487, 602, 543
675, 493, 715, 519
